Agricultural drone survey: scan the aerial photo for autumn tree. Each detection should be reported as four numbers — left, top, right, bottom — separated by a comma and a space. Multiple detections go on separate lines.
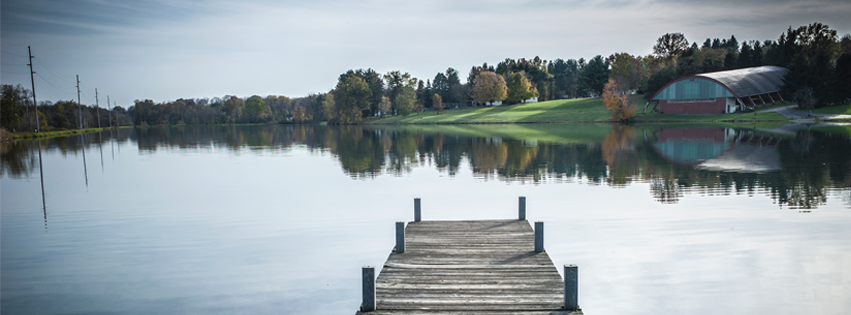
265, 95, 292, 122
222, 96, 243, 123
653, 33, 689, 59
291, 104, 311, 122
467, 63, 495, 89
506, 72, 537, 103
432, 94, 444, 114
472, 71, 507, 105
378, 96, 391, 117
602, 79, 635, 122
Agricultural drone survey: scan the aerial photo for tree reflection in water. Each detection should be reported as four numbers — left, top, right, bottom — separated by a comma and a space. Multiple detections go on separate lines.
2, 124, 849, 209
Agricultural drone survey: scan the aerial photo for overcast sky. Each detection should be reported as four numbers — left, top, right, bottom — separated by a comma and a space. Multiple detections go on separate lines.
2, 0, 849, 107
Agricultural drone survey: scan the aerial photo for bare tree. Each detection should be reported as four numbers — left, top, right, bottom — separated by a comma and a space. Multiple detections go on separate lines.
793, 87, 817, 116
653, 33, 689, 59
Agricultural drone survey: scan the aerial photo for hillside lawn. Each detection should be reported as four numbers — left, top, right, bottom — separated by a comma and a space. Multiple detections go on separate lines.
812, 103, 851, 115
364, 97, 791, 124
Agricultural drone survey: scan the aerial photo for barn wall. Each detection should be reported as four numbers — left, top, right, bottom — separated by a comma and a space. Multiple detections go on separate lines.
659, 98, 727, 114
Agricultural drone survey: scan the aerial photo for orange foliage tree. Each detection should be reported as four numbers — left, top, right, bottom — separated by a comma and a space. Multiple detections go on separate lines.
602, 79, 636, 122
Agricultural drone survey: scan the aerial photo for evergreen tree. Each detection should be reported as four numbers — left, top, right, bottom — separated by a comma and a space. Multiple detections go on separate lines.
738, 42, 753, 68
579, 55, 610, 96
712, 38, 721, 49
724, 52, 737, 70
727, 35, 739, 53
752, 40, 764, 66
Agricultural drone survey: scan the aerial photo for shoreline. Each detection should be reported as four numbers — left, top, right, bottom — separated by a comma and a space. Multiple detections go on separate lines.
7, 100, 849, 141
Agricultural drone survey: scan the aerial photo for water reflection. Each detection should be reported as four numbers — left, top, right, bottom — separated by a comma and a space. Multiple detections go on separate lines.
2, 124, 849, 210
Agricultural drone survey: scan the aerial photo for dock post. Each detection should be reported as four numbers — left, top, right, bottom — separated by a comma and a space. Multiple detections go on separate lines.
534, 221, 544, 252
362, 266, 376, 312
519, 196, 526, 220
396, 221, 405, 253
564, 264, 578, 310
414, 198, 421, 222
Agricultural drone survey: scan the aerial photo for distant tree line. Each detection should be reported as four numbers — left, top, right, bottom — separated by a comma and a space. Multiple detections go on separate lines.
1, 84, 131, 132
2, 22, 849, 131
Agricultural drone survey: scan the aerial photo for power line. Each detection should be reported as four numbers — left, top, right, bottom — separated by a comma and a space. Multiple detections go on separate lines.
33, 56, 74, 83
2, 62, 26, 67
35, 73, 75, 94
1, 50, 27, 57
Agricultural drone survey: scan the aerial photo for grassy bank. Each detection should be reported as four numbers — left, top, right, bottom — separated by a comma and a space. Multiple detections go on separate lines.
11, 126, 132, 140
365, 97, 794, 125
812, 103, 851, 115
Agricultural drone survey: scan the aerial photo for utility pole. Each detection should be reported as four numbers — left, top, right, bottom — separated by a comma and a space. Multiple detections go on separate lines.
77, 75, 82, 129
95, 88, 101, 128
28, 46, 40, 132
107, 95, 112, 127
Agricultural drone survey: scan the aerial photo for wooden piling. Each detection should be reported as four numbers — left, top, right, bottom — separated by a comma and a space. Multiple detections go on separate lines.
395, 221, 405, 254
362, 266, 375, 312
519, 196, 526, 220
564, 264, 579, 310
414, 198, 421, 222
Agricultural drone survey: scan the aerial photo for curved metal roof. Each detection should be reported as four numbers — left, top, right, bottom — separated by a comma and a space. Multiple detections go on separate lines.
695, 66, 788, 97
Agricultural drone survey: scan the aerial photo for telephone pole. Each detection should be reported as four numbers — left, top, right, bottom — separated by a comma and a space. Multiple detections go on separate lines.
107, 95, 112, 127
76, 75, 82, 129
28, 46, 40, 132
95, 88, 101, 128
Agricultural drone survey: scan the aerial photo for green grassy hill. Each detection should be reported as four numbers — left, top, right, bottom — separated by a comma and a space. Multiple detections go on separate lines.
365, 97, 791, 124
365, 98, 613, 124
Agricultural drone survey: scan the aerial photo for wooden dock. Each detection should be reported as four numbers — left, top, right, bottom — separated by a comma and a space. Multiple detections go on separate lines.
356, 198, 582, 315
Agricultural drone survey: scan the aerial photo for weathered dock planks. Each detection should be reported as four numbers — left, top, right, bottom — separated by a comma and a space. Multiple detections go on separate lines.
356, 217, 582, 315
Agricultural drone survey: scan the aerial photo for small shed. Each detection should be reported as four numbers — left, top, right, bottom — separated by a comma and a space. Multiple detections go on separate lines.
645, 66, 788, 114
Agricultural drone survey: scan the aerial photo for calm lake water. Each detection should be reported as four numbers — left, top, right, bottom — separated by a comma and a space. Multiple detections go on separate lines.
2, 124, 850, 315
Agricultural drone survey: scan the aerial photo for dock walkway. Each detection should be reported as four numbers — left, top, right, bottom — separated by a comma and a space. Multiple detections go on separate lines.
356, 198, 582, 315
